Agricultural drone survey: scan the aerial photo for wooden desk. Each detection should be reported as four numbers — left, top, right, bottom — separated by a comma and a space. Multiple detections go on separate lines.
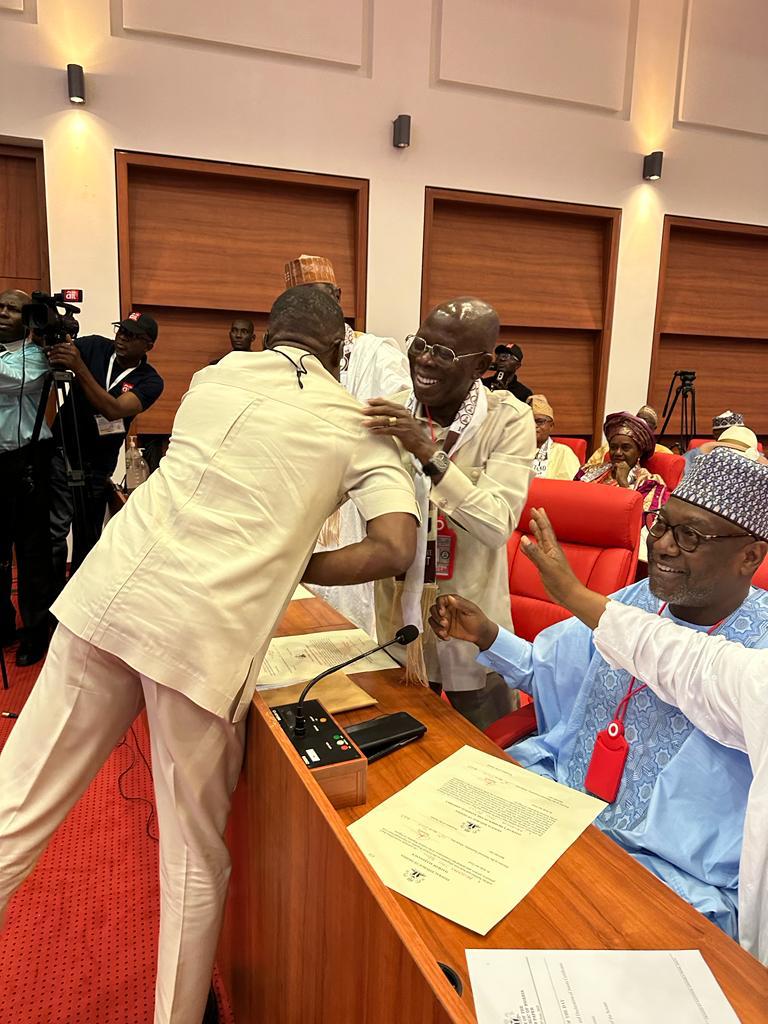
220, 597, 767, 1022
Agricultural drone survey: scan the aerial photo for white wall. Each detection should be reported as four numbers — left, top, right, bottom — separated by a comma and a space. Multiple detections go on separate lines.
2, 0, 767, 418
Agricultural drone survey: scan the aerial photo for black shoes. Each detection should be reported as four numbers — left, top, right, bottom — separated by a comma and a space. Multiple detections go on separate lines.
202, 987, 219, 1024
15, 634, 48, 667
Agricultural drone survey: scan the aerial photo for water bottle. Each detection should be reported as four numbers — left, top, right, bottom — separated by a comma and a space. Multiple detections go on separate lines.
125, 436, 149, 492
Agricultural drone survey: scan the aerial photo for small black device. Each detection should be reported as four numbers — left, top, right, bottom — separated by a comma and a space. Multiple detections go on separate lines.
271, 699, 363, 769
21, 289, 82, 347
345, 712, 426, 757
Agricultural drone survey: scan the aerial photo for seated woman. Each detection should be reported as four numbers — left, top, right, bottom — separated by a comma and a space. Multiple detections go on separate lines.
528, 394, 580, 480
575, 410, 669, 512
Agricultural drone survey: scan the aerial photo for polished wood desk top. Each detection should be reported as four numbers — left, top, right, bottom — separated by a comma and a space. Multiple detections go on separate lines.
275, 598, 767, 1020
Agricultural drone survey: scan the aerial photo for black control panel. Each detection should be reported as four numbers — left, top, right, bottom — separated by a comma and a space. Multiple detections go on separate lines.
271, 700, 363, 770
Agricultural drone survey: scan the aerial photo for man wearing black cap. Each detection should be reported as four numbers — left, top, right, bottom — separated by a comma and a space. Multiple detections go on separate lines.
47, 312, 164, 600
483, 343, 532, 402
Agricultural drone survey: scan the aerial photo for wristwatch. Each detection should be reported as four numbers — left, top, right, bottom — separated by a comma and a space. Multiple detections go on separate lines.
422, 450, 450, 478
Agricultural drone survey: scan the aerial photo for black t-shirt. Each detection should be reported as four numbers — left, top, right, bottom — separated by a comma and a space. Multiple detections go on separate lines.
52, 335, 164, 474
483, 370, 533, 403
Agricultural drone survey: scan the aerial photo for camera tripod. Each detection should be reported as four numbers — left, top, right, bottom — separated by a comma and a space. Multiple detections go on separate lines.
660, 370, 698, 451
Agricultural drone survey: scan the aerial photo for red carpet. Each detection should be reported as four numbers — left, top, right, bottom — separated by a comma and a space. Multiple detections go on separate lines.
0, 643, 235, 1023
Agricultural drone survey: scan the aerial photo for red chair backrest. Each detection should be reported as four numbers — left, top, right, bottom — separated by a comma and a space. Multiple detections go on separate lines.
508, 479, 643, 642
753, 556, 768, 590
643, 452, 685, 490
552, 436, 587, 464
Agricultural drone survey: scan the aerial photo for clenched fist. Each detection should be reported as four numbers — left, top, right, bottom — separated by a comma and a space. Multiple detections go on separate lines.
428, 594, 499, 651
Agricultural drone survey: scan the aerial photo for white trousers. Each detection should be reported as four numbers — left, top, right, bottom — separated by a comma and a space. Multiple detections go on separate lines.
0, 625, 245, 1024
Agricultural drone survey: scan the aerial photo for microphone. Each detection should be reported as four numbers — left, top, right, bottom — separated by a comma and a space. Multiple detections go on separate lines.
293, 625, 419, 737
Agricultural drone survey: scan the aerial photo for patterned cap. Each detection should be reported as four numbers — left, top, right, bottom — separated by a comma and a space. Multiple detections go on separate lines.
284, 255, 337, 288
712, 410, 744, 430
528, 394, 554, 422
673, 446, 768, 540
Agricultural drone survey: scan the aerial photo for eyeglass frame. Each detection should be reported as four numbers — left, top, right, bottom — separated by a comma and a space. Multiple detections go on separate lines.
644, 510, 753, 553
406, 334, 487, 366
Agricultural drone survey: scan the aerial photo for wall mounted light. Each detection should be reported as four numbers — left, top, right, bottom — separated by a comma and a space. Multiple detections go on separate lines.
392, 114, 411, 149
642, 150, 663, 181
67, 64, 86, 105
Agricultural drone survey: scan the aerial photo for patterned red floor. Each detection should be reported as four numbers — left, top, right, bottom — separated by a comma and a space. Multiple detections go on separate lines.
0, 643, 234, 1023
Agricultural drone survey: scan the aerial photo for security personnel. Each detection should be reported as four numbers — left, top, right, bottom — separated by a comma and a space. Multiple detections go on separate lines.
47, 312, 164, 596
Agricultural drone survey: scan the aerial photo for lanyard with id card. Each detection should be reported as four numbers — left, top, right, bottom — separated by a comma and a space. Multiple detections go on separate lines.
95, 353, 131, 437
584, 603, 726, 803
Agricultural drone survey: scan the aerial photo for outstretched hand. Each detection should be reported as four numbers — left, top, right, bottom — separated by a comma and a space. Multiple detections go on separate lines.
427, 594, 499, 651
521, 508, 609, 629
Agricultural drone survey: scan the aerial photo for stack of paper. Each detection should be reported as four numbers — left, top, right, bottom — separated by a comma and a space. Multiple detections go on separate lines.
256, 628, 399, 689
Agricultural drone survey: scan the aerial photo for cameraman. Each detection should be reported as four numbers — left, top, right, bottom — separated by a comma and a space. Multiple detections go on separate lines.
0, 289, 54, 666
47, 312, 164, 596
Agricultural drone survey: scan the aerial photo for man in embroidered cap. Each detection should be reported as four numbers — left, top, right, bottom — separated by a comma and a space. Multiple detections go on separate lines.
428, 444, 768, 939
364, 297, 536, 728
528, 395, 579, 480
282, 255, 411, 635
683, 411, 752, 476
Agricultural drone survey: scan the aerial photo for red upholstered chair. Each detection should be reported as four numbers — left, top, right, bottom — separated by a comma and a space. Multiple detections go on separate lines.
753, 557, 768, 590
552, 436, 587, 465
644, 452, 685, 490
484, 479, 643, 749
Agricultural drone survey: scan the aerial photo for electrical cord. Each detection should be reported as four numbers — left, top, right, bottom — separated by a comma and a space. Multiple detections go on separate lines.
116, 725, 159, 843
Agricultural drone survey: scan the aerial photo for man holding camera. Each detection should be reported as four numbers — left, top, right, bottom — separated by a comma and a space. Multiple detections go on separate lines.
47, 312, 164, 596
0, 289, 55, 666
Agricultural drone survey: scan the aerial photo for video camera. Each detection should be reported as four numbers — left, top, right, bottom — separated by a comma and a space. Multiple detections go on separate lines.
21, 290, 83, 347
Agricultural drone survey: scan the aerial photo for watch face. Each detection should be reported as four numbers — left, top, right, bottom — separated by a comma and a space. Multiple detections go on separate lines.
432, 451, 450, 471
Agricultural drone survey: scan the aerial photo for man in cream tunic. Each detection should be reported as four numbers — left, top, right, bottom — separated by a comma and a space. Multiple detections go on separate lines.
366, 297, 536, 728
0, 288, 418, 1024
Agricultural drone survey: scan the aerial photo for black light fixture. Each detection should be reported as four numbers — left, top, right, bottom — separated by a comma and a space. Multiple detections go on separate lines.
643, 150, 663, 181
67, 64, 86, 105
392, 114, 411, 149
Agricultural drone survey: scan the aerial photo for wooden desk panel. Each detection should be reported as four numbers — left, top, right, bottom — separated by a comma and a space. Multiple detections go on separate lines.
220, 599, 767, 1022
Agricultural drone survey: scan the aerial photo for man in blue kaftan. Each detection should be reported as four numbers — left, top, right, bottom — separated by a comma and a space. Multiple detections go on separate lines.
429, 446, 768, 940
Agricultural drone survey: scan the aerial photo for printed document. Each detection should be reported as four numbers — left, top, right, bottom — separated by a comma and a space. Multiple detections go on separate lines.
257, 628, 398, 688
466, 949, 740, 1024
348, 745, 604, 934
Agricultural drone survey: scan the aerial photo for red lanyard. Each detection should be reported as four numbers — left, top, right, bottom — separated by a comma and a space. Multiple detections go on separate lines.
425, 405, 436, 442
585, 603, 727, 803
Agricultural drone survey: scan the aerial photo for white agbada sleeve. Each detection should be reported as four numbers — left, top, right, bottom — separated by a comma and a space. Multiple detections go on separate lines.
593, 599, 768, 964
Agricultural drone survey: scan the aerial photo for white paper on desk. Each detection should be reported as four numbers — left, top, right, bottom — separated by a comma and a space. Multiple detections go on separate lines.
291, 584, 314, 601
256, 628, 398, 689
466, 949, 740, 1024
348, 745, 604, 934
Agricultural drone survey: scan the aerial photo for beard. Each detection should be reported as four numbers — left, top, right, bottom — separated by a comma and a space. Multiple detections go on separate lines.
648, 562, 718, 609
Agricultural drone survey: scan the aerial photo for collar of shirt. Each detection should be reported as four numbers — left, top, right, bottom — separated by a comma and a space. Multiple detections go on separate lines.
0, 337, 27, 354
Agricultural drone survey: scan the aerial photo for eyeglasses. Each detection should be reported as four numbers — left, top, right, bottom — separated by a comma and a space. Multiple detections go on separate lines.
645, 511, 752, 553
406, 334, 486, 367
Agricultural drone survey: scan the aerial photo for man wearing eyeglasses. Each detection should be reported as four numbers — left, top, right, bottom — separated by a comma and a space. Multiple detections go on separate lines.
47, 313, 164, 601
427, 446, 768, 940
364, 296, 536, 728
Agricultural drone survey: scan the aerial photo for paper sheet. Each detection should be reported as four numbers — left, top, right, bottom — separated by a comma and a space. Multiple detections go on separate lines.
260, 670, 377, 714
348, 745, 604, 935
291, 584, 314, 601
256, 628, 398, 688
466, 949, 740, 1024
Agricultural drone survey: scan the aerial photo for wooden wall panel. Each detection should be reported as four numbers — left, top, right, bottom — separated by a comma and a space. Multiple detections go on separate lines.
128, 168, 359, 315
649, 216, 768, 440
130, 306, 266, 435
649, 334, 768, 437
0, 144, 49, 296
427, 199, 606, 330
499, 327, 595, 435
422, 189, 620, 441
660, 227, 768, 339
117, 152, 369, 434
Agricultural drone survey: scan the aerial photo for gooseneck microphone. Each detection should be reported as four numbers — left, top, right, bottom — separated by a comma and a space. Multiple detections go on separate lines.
293, 624, 419, 737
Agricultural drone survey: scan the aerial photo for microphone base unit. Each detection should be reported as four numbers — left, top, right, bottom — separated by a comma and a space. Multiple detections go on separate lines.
270, 699, 367, 810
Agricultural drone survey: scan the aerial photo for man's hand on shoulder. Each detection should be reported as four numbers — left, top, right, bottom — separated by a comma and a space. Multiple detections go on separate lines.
362, 398, 438, 465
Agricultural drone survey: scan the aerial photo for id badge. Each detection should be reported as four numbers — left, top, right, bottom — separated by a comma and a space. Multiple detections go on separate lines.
584, 720, 628, 803
95, 414, 125, 437
435, 516, 456, 580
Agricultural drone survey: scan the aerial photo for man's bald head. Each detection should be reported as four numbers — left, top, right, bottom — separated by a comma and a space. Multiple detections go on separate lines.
424, 297, 500, 356
0, 289, 31, 344
409, 296, 498, 420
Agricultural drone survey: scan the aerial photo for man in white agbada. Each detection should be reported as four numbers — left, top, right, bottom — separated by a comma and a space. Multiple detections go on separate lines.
519, 473, 768, 967
365, 297, 536, 728
283, 255, 411, 634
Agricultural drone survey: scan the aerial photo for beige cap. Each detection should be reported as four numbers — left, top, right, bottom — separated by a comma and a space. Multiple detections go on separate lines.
528, 394, 554, 422
284, 254, 337, 289
714, 425, 759, 458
